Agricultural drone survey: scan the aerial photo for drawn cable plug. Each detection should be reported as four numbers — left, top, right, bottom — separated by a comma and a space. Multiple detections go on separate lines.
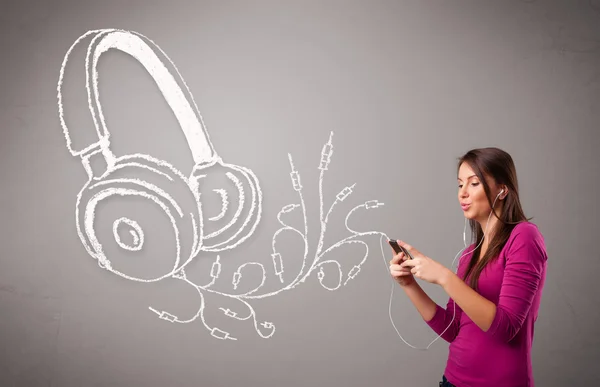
271, 252, 284, 283
288, 154, 302, 191
348, 265, 361, 281
336, 183, 356, 202
149, 307, 178, 322
220, 307, 238, 318
210, 255, 222, 279
365, 200, 384, 209
318, 132, 334, 171
210, 327, 236, 340
317, 267, 325, 281
232, 271, 241, 290
281, 204, 299, 213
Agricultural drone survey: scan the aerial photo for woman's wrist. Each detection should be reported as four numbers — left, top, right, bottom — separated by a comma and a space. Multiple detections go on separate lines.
438, 267, 455, 288
400, 280, 419, 291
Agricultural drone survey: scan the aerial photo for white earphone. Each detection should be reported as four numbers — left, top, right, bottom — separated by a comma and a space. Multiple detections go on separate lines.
57, 29, 263, 282
384, 187, 505, 350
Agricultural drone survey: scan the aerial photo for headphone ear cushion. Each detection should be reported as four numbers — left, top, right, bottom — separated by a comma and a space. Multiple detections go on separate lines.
76, 154, 202, 282
190, 161, 262, 252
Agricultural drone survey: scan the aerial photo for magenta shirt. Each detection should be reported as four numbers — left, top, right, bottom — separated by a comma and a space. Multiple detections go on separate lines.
426, 222, 548, 387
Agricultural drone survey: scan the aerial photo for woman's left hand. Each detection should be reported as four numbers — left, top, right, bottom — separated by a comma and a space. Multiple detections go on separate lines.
398, 240, 451, 286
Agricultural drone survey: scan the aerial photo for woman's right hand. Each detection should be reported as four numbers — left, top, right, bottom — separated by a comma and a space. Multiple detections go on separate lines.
389, 248, 415, 287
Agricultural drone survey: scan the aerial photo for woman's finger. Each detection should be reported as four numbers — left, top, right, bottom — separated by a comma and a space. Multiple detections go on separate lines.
390, 264, 404, 271
391, 268, 412, 276
400, 260, 416, 268
399, 240, 420, 257
390, 264, 412, 273
389, 252, 404, 265
399, 240, 413, 251
394, 254, 407, 264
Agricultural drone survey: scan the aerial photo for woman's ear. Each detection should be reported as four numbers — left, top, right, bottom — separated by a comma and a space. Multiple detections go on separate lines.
500, 186, 508, 199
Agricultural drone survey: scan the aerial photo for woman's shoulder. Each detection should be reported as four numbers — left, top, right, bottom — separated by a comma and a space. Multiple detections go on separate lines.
505, 221, 547, 260
509, 221, 544, 241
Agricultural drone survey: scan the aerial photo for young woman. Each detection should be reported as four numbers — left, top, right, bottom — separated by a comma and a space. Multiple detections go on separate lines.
388, 147, 548, 387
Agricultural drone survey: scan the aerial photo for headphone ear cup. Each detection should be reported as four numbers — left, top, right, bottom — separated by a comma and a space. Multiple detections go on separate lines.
76, 154, 202, 282
190, 161, 262, 252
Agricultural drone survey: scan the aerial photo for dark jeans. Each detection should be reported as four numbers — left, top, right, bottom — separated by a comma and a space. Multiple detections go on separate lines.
439, 375, 456, 387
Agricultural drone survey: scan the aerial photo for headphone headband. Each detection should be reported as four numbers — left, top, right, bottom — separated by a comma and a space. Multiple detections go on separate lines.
58, 29, 217, 174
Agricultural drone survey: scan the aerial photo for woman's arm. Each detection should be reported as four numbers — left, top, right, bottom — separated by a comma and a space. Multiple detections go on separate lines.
394, 241, 469, 342
438, 224, 547, 338
483, 225, 547, 341
398, 240, 494, 331
402, 277, 463, 342
391, 244, 463, 342
438, 270, 496, 331
401, 281, 437, 321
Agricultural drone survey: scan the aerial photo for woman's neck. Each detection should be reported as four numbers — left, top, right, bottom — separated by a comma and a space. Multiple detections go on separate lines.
478, 215, 500, 255
478, 204, 503, 240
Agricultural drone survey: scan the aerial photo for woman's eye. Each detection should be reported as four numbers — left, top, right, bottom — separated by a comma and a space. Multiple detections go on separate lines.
471, 182, 480, 187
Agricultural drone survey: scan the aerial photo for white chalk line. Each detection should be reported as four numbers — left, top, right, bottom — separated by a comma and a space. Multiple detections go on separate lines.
59, 28, 439, 346
141, 130, 392, 342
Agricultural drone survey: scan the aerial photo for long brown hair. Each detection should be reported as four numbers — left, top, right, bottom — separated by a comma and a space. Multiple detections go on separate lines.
457, 147, 531, 290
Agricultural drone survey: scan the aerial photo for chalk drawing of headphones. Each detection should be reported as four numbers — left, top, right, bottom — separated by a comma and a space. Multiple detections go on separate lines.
57, 29, 262, 282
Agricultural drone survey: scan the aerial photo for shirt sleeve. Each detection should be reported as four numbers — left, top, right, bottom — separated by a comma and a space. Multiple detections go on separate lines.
425, 296, 463, 343
486, 223, 547, 342
424, 250, 469, 342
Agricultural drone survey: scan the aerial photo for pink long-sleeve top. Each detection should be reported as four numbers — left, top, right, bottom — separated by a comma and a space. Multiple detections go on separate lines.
426, 221, 548, 387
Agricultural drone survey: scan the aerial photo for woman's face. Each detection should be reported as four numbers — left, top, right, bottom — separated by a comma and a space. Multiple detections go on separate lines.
457, 162, 494, 222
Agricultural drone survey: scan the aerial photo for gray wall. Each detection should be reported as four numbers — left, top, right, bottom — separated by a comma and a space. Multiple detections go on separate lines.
1, 0, 598, 386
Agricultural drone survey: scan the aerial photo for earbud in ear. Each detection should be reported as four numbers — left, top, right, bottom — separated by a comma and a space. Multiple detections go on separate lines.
498, 188, 507, 199
494, 189, 505, 201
